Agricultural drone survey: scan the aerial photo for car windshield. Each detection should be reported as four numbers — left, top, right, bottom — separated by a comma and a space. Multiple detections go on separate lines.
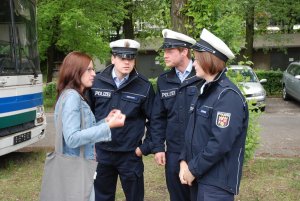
229, 68, 258, 83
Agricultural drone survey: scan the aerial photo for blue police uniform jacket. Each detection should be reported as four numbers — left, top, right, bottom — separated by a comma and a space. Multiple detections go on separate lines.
151, 67, 202, 153
179, 69, 249, 195
88, 64, 155, 155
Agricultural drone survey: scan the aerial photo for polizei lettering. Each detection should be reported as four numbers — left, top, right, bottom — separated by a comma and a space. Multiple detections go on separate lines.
161, 90, 176, 98
95, 90, 111, 98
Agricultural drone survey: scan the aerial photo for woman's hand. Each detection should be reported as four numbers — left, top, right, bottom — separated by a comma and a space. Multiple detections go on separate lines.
105, 109, 126, 128
135, 147, 143, 157
179, 160, 188, 185
179, 160, 195, 186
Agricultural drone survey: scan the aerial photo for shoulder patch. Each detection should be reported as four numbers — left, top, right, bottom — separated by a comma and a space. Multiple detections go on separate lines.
216, 111, 231, 128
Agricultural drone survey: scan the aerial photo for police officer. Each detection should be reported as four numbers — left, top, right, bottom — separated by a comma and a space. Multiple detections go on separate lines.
150, 29, 202, 201
89, 39, 155, 201
179, 29, 249, 201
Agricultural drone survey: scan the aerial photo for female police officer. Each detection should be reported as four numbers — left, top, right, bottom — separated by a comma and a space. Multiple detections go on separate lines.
179, 29, 249, 201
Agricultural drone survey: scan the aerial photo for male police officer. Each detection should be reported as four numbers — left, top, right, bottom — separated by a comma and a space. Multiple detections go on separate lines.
150, 29, 203, 201
89, 39, 154, 201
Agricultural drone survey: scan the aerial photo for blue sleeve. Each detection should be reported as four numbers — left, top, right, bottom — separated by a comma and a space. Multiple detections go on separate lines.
139, 84, 155, 155
188, 90, 247, 178
149, 83, 167, 153
60, 91, 111, 149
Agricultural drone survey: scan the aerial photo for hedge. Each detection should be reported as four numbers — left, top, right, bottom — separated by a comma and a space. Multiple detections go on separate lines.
255, 69, 283, 97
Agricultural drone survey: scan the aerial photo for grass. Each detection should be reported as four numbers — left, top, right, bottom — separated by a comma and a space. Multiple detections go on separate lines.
0, 152, 299, 201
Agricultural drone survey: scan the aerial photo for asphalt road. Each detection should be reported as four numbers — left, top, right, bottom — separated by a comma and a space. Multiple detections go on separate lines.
255, 98, 300, 157
28, 98, 300, 157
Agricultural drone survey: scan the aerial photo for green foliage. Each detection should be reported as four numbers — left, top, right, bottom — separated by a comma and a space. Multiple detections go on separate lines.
244, 109, 261, 162
265, 0, 300, 33
37, 0, 126, 61
227, 70, 260, 162
148, 77, 158, 93
43, 82, 57, 111
133, 0, 171, 38
183, 0, 244, 54
255, 69, 283, 96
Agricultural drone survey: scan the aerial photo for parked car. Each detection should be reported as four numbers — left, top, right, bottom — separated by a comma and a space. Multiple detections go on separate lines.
282, 62, 300, 102
227, 65, 267, 111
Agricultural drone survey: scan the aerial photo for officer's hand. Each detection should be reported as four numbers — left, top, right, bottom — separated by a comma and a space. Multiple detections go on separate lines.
106, 109, 126, 128
154, 152, 166, 166
179, 160, 188, 185
183, 167, 195, 186
135, 147, 143, 157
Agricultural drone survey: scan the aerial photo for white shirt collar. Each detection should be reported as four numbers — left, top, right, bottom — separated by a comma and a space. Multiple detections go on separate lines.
175, 60, 193, 82
112, 68, 129, 88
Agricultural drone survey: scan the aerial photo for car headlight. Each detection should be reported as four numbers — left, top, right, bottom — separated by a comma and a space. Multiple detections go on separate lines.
252, 91, 266, 97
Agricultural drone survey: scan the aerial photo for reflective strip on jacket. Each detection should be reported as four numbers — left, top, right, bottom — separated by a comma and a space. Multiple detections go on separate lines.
179, 69, 249, 195
88, 64, 155, 154
151, 67, 203, 153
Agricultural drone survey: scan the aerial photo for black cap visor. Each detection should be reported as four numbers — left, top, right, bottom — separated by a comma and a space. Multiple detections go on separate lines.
160, 38, 193, 49
191, 40, 228, 62
112, 47, 137, 59
114, 53, 136, 59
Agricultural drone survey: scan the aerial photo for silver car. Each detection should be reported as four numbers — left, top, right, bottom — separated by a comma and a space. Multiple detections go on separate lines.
282, 62, 300, 102
227, 65, 267, 111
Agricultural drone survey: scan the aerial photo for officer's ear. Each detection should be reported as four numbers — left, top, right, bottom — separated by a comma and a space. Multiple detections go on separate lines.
182, 48, 189, 57
111, 55, 116, 64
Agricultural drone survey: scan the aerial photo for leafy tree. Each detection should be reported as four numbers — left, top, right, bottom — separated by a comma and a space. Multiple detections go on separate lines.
184, 0, 244, 55
114, 0, 171, 39
266, 0, 300, 33
171, 0, 189, 34
37, 0, 126, 82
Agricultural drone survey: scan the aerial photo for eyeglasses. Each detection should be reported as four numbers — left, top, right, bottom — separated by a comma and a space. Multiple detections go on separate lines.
86, 67, 95, 73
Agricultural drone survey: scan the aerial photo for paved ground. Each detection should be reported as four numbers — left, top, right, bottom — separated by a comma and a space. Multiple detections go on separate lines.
255, 98, 300, 157
27, 98, 300, 157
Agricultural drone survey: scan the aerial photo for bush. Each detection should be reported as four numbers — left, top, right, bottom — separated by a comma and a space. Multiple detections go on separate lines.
255, 69, 283, 96
43, 82, 57, 111
227, 74, 261, 163
149, 77, 157, 92
244, 108, 261, 161
150, 76, 259, 163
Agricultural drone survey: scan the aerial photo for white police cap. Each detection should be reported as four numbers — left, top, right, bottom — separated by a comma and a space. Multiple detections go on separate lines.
192, 28, 235, 62
161, 29, 196, 49
110, 39, 140, 59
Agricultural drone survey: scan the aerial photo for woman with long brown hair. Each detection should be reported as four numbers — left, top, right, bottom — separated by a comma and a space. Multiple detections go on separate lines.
54, 51, 125, 200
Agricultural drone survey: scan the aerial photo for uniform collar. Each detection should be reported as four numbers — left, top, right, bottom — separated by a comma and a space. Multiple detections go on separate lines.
98, 64, 138, 88
199, 68, 227, 95
112, 68, 129, 88
175, 60, 193, 82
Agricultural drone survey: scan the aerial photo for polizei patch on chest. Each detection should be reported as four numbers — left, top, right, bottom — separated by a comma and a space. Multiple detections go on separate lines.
161, 90, 176, 99
94, 90, 111, 98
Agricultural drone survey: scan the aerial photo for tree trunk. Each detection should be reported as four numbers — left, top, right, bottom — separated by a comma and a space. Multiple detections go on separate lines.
244, 4, 255, 63
46, 44, 55, 83
123, 2, 134, 39
171, 0, 188, 34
